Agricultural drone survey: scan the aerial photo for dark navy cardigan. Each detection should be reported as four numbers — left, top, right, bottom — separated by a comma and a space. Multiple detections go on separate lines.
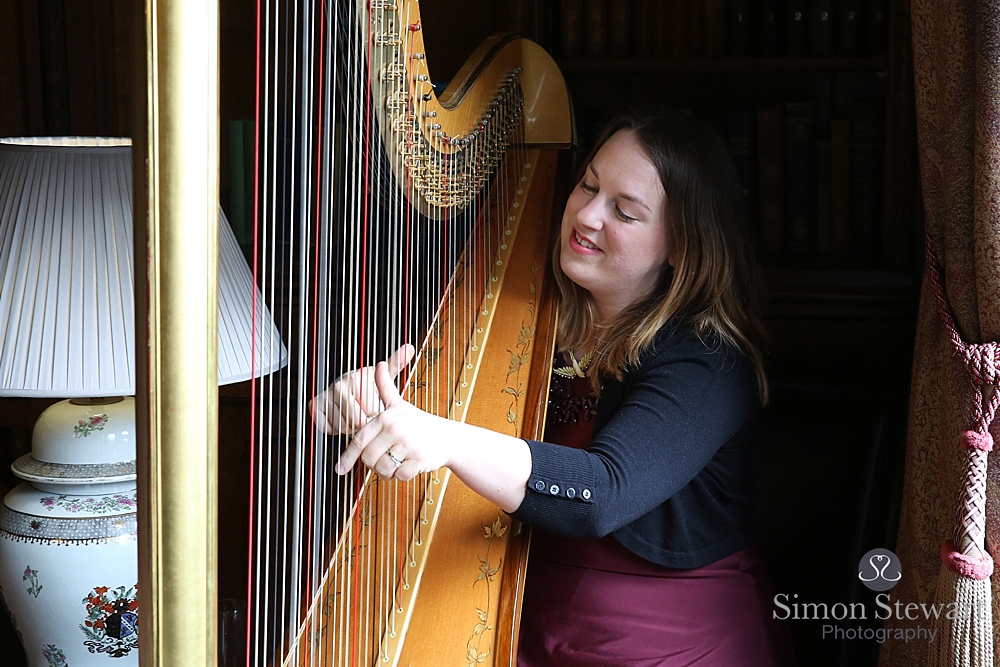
510, 322, 759, 570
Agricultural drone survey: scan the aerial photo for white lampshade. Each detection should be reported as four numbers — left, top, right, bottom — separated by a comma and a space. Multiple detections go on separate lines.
0, 137, 286, 397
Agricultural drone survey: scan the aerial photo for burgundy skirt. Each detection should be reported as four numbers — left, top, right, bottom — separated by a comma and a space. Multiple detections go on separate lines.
518, 372, 796, 666
516, 531, 796, 667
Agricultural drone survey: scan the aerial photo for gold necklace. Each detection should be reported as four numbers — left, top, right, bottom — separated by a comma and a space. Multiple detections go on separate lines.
553, 349, 594, 379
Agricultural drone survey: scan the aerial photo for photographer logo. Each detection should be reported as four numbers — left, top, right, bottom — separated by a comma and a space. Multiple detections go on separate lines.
858, 548, 901, 592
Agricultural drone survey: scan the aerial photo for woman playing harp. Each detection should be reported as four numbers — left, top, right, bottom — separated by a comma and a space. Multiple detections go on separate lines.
313, 112, 797, 666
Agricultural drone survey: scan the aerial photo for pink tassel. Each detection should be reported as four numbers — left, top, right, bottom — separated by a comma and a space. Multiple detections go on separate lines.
960, 429, 994, 452
941, 540, 995, 580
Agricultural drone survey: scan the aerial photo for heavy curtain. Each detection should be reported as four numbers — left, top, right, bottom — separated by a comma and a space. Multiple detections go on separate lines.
881, 1, 1000, 665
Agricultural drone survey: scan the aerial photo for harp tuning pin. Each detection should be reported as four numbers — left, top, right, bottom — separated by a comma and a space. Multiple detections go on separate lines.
409, 23, 421, 31
424, 111, 437, 118
427, 123, 441, 130
416, 74, 429, 82
412, 52, 425, 60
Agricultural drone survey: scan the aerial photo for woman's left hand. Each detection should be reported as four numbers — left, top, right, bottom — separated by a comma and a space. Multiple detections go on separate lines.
335, 360, 457, 482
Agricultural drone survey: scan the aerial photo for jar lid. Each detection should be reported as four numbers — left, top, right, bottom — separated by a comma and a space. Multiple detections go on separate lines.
30, 397, 136, 466
11, 454, 136, 484
4, 480, 137, 518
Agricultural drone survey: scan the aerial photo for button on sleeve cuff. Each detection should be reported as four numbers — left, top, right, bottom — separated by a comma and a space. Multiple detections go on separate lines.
511, 439, 603, 537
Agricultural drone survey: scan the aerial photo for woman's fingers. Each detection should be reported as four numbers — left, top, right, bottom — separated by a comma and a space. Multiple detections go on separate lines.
330, 345, 421, 477
374, 361, 404, 408
372, 448, 406, 480
308, 395, 329, 433
335, 396, 367, 435
336, 417, 407, 479
385, 343, 416, 379
351, 370, 381, 417
346, 345, 414, 421
310, 390, 340, 435
310, 383, 367, 436
335, 417, 382, 475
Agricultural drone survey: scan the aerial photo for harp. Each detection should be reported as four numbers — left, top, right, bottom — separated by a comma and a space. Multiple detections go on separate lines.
134, 2, 573, 666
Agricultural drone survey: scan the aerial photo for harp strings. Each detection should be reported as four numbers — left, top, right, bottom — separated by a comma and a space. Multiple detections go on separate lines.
249, 2, 524, 665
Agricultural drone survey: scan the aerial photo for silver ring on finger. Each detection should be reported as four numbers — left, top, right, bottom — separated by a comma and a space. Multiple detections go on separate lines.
386, 450, 403, 469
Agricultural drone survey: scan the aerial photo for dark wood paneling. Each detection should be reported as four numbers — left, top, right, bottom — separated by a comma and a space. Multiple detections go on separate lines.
17, 0, 45, 135
17, 0, 45, 136
38, 0, 70, 134
0, 0, 44, 137
0, 0, 25, 133
111, 0, 134, 138
64, 0, 98, 135
0, 0, 132, 139
419, 0, 498, 82
89, 0, 120, 135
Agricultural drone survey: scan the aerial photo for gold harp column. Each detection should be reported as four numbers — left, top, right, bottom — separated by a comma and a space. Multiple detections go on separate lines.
134, 1, 220, 667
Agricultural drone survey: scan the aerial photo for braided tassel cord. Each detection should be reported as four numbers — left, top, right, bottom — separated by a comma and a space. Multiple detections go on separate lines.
925, 233, 995, 667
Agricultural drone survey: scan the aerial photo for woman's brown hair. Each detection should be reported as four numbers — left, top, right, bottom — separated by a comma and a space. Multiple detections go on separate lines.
554, 111, 769, 403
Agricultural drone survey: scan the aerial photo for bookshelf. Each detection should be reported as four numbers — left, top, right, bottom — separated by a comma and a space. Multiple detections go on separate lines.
557, 55, 887, 73
479, 0, 919, 275
513, 0, 922, 383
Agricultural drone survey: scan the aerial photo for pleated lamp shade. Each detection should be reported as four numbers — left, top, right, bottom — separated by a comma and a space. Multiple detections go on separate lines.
0, 137, 286, 397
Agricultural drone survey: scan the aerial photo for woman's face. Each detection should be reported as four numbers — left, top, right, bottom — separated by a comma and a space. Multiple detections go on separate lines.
559, 130, 675, 322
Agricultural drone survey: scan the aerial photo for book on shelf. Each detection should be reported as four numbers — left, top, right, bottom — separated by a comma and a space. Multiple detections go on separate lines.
668, 0, 685, 59
869, 0, 888, 54
786, 0, 807, 56
704, 0, 726, 57
830, 118, 852, 258
497, 0, 555, 50
584, 0, 608, 58
559, 0, 584, 58
849, 102, 884, 263
496, 1, 529, 35
681, 0, 706, 58
838, 0, 862, 55
608, 0, 632, 58
815, 139, 833, 256
809, 0, 834, 56
759, 0, 780, 55
634, 0, 655, 58
634, 0, 658, 58
724, 0, 749, 56
725, 108, 759, 241
757, 105, 784, 255
650, 0, 669, 58
783, 102, 817, 257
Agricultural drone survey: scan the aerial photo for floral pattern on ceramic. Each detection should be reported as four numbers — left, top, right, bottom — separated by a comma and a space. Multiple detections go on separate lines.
23, 566, 42, 597
80, 583, 138, 658
39, 492, 137, 515
73, 413, 108, 438
42, 644, 68, 667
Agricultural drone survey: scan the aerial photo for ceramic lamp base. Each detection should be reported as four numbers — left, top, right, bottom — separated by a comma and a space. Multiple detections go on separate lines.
0, 484, 138, 666
0, 397, 138, 666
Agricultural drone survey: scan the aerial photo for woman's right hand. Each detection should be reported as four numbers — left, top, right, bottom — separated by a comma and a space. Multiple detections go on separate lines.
309, 344, 415, 435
